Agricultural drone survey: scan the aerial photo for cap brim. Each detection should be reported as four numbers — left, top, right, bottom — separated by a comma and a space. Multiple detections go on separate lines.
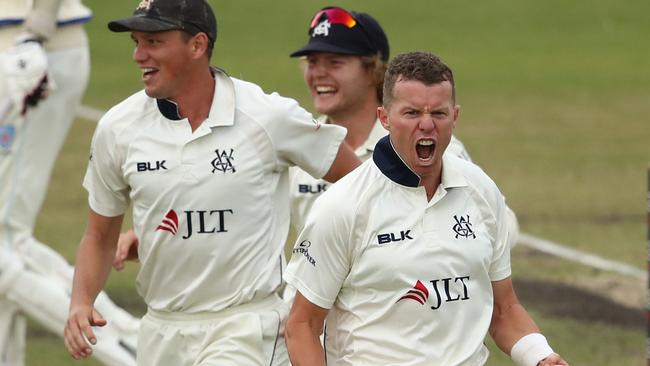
290, 40, 370, 58
108, 15, 181, 33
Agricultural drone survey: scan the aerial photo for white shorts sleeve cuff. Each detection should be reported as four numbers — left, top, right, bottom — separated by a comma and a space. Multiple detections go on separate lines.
510, 333, 554, 366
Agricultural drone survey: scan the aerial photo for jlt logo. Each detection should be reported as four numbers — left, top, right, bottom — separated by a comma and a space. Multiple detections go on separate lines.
452, 215, 476, 239
312, 19, 331, 36
377, 230, 413, 245
137, 160, 167, 172
397, 276, 471, 310
211, 149, 236, 174
156, 209, 234, 239
298, 184, 328, 194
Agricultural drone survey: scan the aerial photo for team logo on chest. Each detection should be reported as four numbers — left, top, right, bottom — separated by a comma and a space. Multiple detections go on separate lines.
452, 215, 476, 239
211, 148, 236, 174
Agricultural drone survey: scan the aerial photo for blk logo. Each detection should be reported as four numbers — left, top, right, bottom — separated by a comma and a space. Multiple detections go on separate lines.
137, 160, 167, 172
156, 208, 234, 239
298, 184, 328, 194
452, 215, 476, 239
312, 19, 331, 37
397, 276, 471, 310
377, 230, 413, 245
211, 149, 236, 174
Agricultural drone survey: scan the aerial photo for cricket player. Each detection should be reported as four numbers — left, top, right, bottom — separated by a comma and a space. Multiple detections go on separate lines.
0, 1, 139, 365
284, 52, 569, 366
64, 0, 359, 365
287, 6, 518, 249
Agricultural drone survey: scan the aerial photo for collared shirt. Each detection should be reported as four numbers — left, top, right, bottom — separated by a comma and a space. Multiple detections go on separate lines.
285, 135, 511, 366
289, 117, 386, 233
84, 68, 346, 313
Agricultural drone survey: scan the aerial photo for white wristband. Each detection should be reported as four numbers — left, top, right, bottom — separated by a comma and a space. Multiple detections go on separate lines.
510, 333, 554, 366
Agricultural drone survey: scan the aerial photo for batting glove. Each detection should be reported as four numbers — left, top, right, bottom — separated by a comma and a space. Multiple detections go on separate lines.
0, 39, 51, 116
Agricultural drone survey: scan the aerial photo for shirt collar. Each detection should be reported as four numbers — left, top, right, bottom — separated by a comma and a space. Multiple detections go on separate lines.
155, 67, 235, 127
440, 151, 468, 190
372, 135, 469, 189
372, 135, 420, 187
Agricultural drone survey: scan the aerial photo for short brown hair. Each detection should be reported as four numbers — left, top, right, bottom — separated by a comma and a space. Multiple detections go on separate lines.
382, 51, 455, 107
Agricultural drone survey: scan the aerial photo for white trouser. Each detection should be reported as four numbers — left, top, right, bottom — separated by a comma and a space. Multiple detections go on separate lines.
0, 44, 138, 365
139, 294, 290, 366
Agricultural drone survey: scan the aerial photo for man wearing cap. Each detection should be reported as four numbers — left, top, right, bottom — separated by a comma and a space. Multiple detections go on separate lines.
286, 7, 390, 238
284, 51, 569, 366
286, 7, 519, 244
63, 0, 359, 365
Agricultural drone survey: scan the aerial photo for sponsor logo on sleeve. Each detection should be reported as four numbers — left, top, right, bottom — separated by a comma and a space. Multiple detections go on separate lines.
292, 239, 317, 266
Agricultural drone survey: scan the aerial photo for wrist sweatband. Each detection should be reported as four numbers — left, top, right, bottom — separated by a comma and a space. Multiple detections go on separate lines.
510, 333, 554, 366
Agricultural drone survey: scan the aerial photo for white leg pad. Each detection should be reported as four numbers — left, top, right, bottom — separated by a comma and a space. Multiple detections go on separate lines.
0, 252, 137, 365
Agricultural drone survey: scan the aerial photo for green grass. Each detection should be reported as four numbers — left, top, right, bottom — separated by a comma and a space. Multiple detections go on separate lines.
26, 0, 649, 364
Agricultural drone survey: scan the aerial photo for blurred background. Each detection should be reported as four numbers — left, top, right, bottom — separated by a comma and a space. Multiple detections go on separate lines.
29, 0, 649, 364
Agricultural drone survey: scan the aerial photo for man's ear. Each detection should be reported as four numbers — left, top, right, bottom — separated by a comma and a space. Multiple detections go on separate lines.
378, 106, 389, 131
191, 33, 209, 58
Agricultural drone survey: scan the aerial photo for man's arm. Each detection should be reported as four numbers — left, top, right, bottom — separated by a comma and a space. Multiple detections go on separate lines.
285, 291, 329, 366
489, 278, 569, 366
113, 228, 139, 271
24, 0, 64, 41
321, 141, 361, 183
64, 209, 123, 360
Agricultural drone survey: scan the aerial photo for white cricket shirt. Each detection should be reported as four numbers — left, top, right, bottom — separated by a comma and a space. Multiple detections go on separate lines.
84, 68, 346, 313
289, 118, 386, 233
285, 136, 512, 365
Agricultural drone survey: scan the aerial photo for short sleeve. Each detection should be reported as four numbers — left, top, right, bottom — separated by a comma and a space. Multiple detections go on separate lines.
82, 117, 130, 217
284, 192, 354, 309
264, 93, 346, 178
488, 189, 511, 281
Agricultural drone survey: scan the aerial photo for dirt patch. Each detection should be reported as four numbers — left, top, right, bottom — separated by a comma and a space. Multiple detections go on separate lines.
514, 278, 644, 330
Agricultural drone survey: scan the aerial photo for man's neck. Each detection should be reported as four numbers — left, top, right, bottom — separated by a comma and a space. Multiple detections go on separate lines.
173, 66, 215, 131
420, 163, 443, 201
328, 99, 380, 151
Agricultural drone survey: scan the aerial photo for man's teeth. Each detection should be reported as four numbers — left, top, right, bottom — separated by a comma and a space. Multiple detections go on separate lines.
316, 86, 336, 93
417, 140, 434, 146
142, 67, 156, 75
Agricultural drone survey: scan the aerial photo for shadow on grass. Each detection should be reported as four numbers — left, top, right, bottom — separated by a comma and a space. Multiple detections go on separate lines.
514, 278, 644, 330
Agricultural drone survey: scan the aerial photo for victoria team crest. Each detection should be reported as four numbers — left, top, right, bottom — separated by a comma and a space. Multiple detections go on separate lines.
452, 215, 476, 239
136, 0, 154, 11
211, 148, 236, 174
312, 19, 331, 36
